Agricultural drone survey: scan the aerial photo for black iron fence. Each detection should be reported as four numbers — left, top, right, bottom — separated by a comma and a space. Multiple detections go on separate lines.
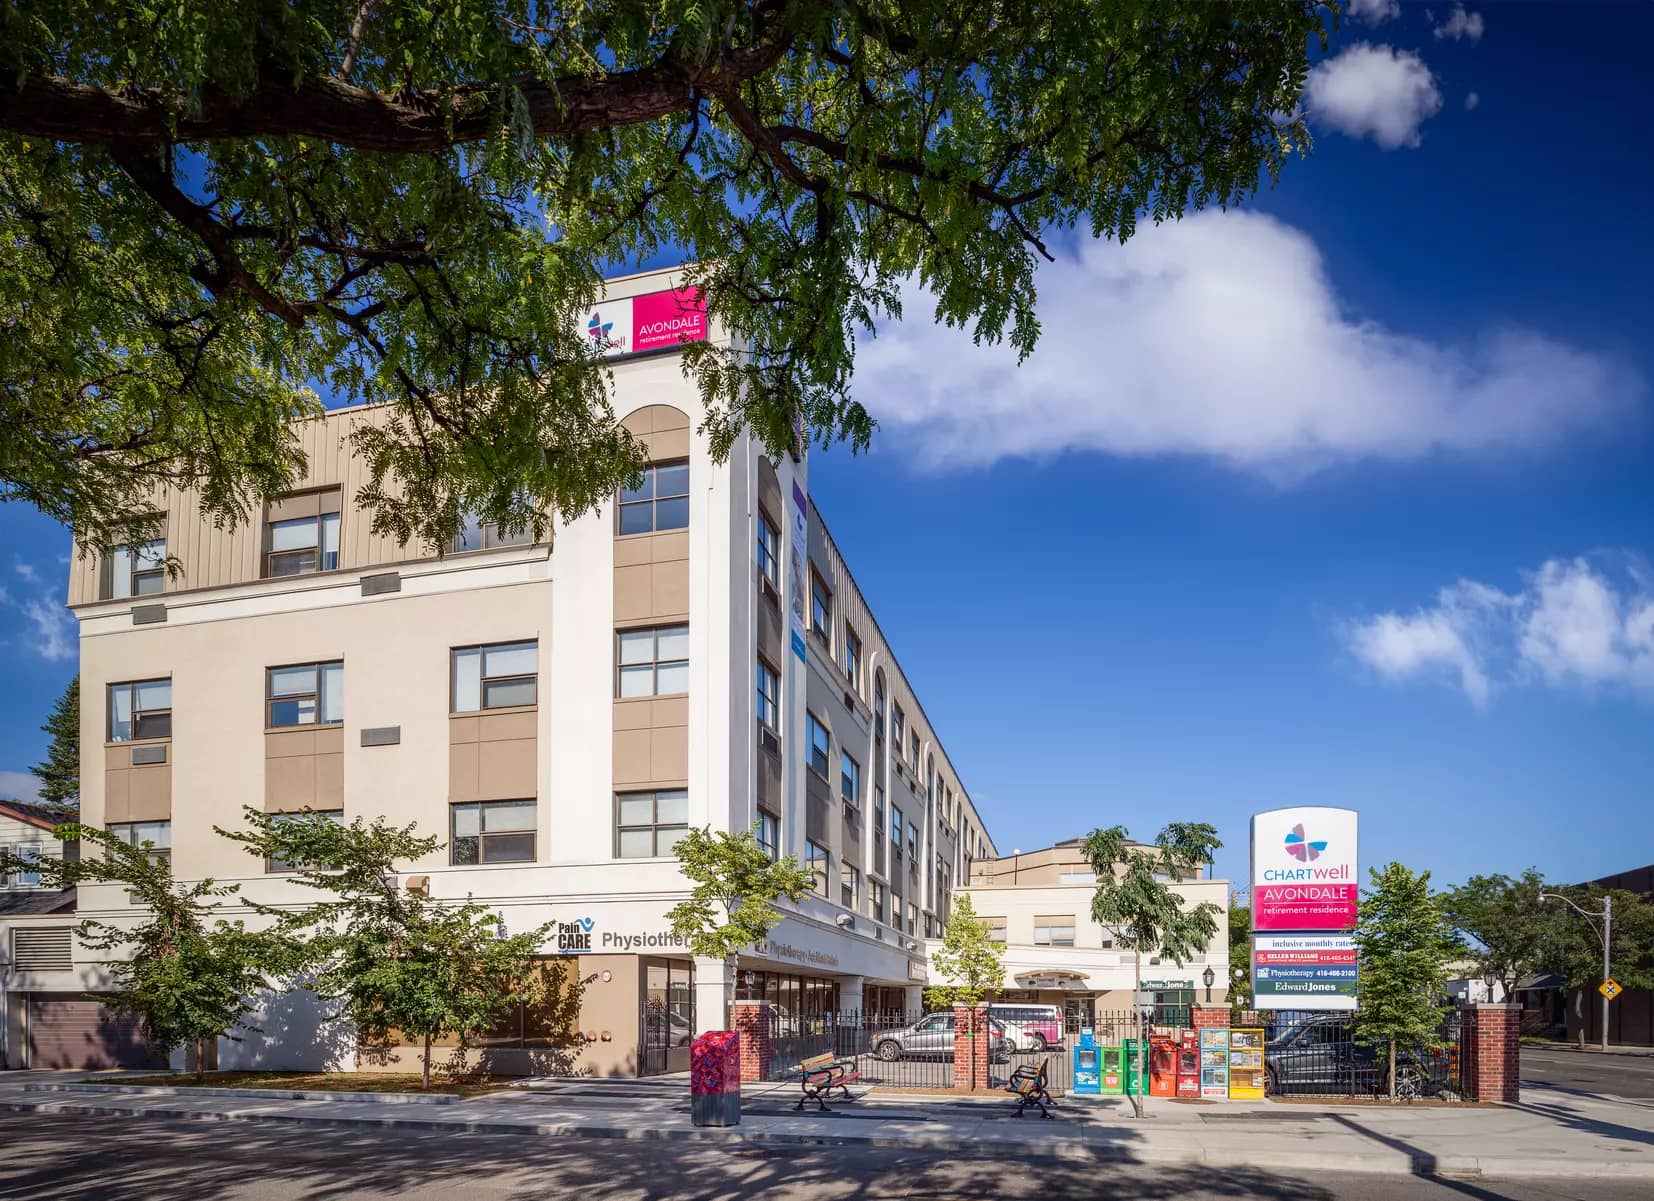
1259, 1009, 1467, 1100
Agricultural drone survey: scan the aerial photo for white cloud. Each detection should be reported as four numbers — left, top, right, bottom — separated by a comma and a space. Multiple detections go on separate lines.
852, 211, 1638, 480
1465, 91, 1480, 111
12, 558, 39, 585
1303, 43, 1443, 149
1434, 5, 1485, 42
1344, 557, 1654, 704
1346, 0, 1401, 25
2, 559, 76, 662
0, 770, 42, 804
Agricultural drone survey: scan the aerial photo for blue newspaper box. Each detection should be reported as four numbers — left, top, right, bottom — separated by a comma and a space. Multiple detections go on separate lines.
1073, 1027, 1102, 1095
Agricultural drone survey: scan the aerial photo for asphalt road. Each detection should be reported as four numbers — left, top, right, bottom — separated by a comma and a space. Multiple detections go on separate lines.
0, 1111, 1630, 1201
1521, 1045, 1654, 1101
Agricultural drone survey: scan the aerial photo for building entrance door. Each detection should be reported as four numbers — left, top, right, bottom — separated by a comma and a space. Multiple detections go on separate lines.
640, 958, 694, 1075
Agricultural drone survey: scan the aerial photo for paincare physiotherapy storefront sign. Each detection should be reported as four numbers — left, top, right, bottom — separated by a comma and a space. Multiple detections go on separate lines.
1250, 807, 1359, 1011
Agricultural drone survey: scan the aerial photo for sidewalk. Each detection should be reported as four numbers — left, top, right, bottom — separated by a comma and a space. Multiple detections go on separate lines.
3, 1072, 1651, 1180
1525, 1040, 1654, 1058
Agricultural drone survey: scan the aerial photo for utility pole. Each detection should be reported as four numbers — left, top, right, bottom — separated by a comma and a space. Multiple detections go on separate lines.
1540, 891, 1613, 1051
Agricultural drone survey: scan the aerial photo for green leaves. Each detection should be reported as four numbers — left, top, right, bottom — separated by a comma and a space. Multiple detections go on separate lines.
30, 674, 79, 814
925, 893, 1005, 1010
666, 823, 813, 961
1083, 822, 1223, 965
1352, 862, 1460, 1072
0, 2, 1326, 551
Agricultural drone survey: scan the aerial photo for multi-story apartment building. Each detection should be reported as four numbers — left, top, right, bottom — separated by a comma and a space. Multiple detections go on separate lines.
934, 838, 1229, 1027
0, 265, 997, 1075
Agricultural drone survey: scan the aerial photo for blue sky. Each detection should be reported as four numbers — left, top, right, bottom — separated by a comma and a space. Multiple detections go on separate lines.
2, 3, 1650, 897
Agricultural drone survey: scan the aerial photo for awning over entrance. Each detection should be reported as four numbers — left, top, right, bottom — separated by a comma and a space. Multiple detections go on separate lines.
1013, 969, 1089, 990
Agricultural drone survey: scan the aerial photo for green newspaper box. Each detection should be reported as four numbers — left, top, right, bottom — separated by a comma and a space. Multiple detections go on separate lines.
1122, 1038, 1148, 1096
1098, 1044, 1125, 1095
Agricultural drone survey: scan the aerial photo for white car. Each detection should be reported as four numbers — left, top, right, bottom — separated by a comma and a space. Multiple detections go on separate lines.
992, 1017, 1047, 1053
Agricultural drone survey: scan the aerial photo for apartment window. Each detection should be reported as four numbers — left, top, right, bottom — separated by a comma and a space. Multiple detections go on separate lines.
755, 810, 779, 861
909, 730, 920, 767
839, 751, 861, 813
805, 712, 830, 778
452, 512, 533, 553
2, 842, 42, 888
891, 888, 903, 927
615, 789, 688, 858
104, 537, 165, 599
806, 840, 829, 898
756, 657, 779, 731
871, 879, 886, 923
264, 490, 341, 577
908, 822, 918, 858
907, 902, 918, 935
452, 641, 538, 711
617, 625, 689, 697
107, 679, 172, 742
109, 820, 171, 866
451, 800, 537, 865
266, 662, 343, 727
618, 460, 689, 534
984, 916, 1008, 944
843, 625, 862, 692
873, 787, 886, 843
840, 864, 860, 910
756, 511, 779, 586
265, 809, 344, 873
1059, 871, 1099, 885
890, 804, 903, 848
810, 571, 832, 645
1034, 916, 1076, 948
891, 704, 905, 753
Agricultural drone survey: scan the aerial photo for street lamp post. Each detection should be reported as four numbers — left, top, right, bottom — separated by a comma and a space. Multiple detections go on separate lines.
1539, 891, 1613, 1052
1202, 965, 1215, 1004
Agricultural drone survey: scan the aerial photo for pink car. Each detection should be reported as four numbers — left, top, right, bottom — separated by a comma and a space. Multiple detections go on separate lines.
990, 1004, 1064, 1051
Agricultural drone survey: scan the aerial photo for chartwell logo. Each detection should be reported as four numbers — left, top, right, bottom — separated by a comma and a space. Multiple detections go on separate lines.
587, 311, 613, 341
1284, 823, 1328, 862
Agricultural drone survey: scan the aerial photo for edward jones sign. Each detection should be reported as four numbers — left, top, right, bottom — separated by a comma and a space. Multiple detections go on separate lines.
1250, 807, 1359, 933
582, 287, 708, 358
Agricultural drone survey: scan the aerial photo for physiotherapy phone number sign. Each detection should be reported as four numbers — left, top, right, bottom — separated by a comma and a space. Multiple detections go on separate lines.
1250, 806, 1359, 1011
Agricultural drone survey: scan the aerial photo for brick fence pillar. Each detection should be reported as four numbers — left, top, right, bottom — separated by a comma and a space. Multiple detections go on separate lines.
952, 1003, 990, 1091
731, 1000, 772, 1083
1470, 1003, 1521, 1103
1191, 1007, 1230, 1031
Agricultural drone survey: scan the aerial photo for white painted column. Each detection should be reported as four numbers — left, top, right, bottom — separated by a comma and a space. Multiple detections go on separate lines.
839, 974, 864, 1017
904, 984, 924, 1015
695, 955, 734, 1034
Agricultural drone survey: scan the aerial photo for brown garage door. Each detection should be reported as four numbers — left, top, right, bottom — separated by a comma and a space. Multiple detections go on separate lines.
27, 994, 160, 1069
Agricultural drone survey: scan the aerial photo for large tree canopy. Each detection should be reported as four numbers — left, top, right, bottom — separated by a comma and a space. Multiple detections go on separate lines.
0, 1, 1326, 550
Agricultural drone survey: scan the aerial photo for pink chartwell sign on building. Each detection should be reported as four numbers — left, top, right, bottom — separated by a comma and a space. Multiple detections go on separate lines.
583, 286, 708, 358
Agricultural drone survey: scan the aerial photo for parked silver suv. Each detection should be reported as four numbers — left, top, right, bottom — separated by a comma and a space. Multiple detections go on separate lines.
873, 1012, 1013, 1061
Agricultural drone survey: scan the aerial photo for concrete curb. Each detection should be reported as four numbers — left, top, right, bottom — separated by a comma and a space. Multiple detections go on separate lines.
4, 1097, 1649, 1180
21, 1082, 459, 1105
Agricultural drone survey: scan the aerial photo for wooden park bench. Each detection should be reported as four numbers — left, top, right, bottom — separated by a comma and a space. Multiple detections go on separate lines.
1004, 1059, 1054, 1119
796, 1052, 861, 1111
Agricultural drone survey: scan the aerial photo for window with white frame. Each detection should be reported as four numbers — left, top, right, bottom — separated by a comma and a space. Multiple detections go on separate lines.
891, 704, 905, 753
756, 810, 779, 861
617, 625, 689, 697
1, 841, 42, 888
104, 536, 165, 599
1034, 916, 1076, 947
266, 662, 343, 727
451, 511, 534, 553
984, 915, 1007, 943
451, 800, 537, 865
452, 641, 538, 711
109, 820, 171, 866
616, 790, 688, 858
107, 679, 172, 742
810, 571, 832, 645
839, 750, 860, 813
840, 864, 859, 910
890, 803, 903, 850
870, 878, 886, 923
756, 657, 779, 730
843, 624, 862, 692
618, 461, 689, 534
264, 490, 341, 577
806, 712, 830, 777
756, 511, 779, 586
806, 839, 829, 897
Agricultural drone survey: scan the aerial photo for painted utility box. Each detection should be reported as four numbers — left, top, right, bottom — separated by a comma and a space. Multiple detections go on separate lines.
1200, 1027, 1231, 1099
690, 1030, 741, 1126
1072, 1028, 1101, 1095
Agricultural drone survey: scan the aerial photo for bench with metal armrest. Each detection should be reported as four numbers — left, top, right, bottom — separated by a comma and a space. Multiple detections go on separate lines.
1004, 1059, 1055, 1118
796, 1052, 861, 1110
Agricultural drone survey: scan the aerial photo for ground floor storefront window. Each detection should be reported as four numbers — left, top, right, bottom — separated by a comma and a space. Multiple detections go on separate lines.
641, 958, 694, 1075
734, 969, 839, 1018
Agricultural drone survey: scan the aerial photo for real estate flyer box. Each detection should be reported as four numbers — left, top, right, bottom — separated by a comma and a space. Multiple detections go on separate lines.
1228, 1027, 1265, 1100
1199, 1027, 1230, 1099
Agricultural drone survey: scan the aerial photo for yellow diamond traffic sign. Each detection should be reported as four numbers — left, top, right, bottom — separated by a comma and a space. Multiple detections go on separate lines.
1599, 978, 1622, 1001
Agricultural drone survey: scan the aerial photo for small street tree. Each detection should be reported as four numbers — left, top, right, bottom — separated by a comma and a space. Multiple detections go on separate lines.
667, 825, 813, 963
0, 823, 296, 1081
1084, 823, 1223, 1117
1228, 900, 1254, 1015
1352, 862, 1461, 1100
30, 675, 79, 816
924, 894, 1006, 1011
1543, 886, 1654, 1048
1440, 868, 1551, 997
222, 808, 551, 1089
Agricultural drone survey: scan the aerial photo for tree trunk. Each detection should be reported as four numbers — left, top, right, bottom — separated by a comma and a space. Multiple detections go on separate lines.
195, 1037, 206, 1085
1571, 987, 1585, 1048
422, 1032, 433, 1091
1387, 1038, 1397, 1102
1131, 946, 1144, 1119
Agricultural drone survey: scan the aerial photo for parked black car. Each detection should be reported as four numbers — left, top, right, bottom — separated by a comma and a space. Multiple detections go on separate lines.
1265, 1016, 1456, 1099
